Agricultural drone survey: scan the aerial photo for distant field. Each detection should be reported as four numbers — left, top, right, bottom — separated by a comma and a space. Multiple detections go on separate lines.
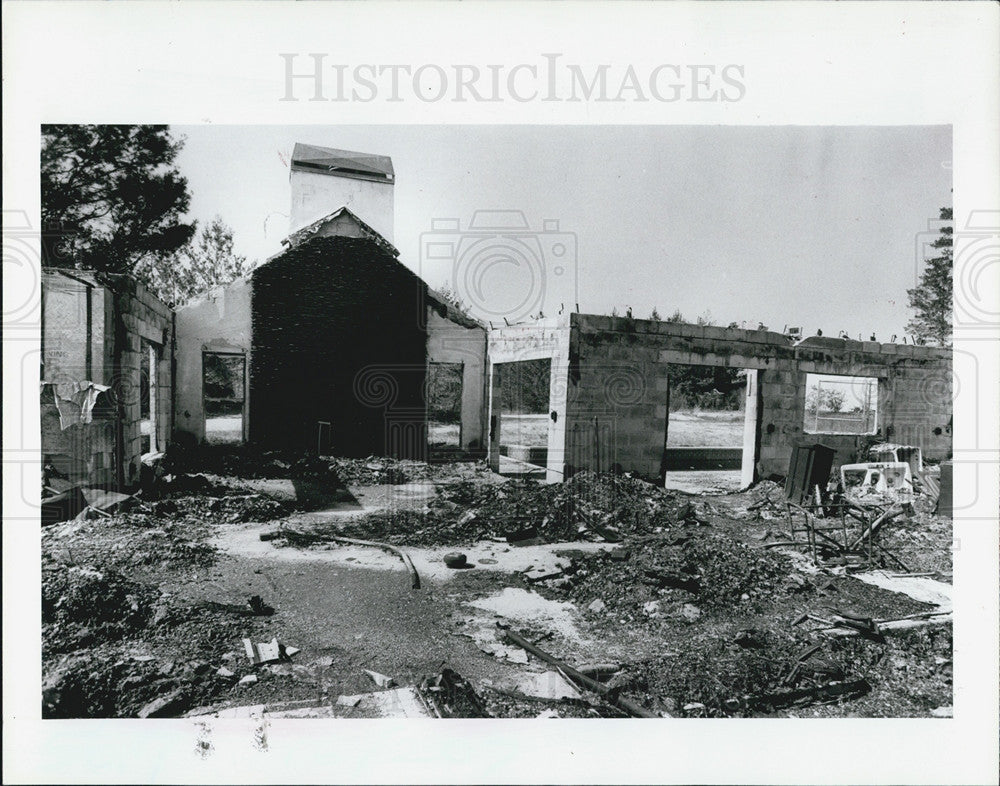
667, 410, 744, 447
500, 413, 549, 446
428, 420, 460, 446
206, 414, 243, 444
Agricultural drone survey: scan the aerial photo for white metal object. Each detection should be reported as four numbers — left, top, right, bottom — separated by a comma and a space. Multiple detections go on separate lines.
840, 461, 914, 497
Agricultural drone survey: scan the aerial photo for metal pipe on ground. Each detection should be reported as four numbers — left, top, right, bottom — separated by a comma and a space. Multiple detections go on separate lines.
502, 626, 659, 718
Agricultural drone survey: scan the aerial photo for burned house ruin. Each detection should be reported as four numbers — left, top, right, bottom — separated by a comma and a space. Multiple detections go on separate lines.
41, 141, 952, 494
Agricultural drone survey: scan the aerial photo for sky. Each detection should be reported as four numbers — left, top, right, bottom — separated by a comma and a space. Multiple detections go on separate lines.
173, 125, 951, 339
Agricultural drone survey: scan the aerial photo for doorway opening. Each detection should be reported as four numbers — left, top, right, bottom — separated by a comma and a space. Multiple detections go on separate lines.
661, 362, 754, 493
139, 339, 159, 454
426, 361, 463, 455
493, 358, 551, 476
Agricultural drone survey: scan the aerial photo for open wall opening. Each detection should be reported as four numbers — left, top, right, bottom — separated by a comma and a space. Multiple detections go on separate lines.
803, 373, 878, 435
661, 362, 754, 492
139, 338, 158, 454
493, 358, 551, 476
203, 352, 246, 445
426, 361, 463, 453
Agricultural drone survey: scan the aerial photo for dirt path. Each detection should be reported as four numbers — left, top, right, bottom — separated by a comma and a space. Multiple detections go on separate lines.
164, 548, 522, 700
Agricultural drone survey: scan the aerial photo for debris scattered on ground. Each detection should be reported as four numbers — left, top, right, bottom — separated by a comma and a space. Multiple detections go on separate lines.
247, 595, 275, 616
453, 615, 531, 663
41, 449, 952, 720
279, 471, 678, 549
444, 552, 469, 569
419, 668, 491, 717
503, 626, 659, 718
466, 588, 581, 640
335, 687, 433, 718
279, 530, 421, 589
509, 670, 583, 701
362, 669, 396, 689
243, 637, 299, 666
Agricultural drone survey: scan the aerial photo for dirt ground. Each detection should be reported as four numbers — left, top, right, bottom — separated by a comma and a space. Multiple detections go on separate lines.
667, 409, 745, 447
40, 450, 952, 720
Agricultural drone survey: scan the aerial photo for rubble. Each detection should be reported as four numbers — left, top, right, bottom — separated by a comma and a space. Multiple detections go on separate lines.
363, 669, 396, 689
40, 451, 952, 720
419, 668, 491, 718
275, 471, 678, 550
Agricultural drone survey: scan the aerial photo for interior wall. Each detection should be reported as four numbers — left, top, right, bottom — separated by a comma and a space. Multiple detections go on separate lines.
40, 271, 116, 485
426, 308, 487, 452
42, 270, 174, 488
114, 279, 173, 485
174, 278, 253, 444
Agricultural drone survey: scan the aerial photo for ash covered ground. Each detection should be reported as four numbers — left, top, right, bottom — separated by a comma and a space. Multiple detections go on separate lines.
42, 448, 952, 719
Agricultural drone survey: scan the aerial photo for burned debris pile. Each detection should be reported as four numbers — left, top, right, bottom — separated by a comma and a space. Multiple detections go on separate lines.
282, 471, 679, 548
40, 438, 952, 720
547, 531, 795, 621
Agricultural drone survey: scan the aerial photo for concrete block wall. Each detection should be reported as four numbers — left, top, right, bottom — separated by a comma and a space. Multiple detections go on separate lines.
114, 279, 173, 486
40, 271, 116, 486
41, 270, 110, 385
41, 271, 174, 489
564, 313, 953, 482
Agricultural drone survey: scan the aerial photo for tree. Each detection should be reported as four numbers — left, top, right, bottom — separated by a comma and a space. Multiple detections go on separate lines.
41, 125, 195, 276
135, 216, 252, 306
907, 207, 953, 346
649, 306, 662, 321
806, 385, 847, 414
662, 309, 745, 410
499, 358, 551, 413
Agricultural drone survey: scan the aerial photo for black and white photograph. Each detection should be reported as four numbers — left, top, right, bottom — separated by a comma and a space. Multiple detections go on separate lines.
36, 124, 956, 722
4, 3, 999, 784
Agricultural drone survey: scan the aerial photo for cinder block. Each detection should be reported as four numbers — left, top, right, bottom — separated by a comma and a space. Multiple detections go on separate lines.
575, 314, 612, 333
659, 350, 696, 365
701, 325, 730, 341
674, 323, 705, 339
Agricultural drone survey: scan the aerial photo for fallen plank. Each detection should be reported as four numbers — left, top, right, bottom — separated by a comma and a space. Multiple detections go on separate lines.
502, 626, 658, 718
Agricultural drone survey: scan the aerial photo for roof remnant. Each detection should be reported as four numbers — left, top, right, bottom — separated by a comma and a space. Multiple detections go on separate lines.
290, 142, 394, 183
281, 206, 400, 257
